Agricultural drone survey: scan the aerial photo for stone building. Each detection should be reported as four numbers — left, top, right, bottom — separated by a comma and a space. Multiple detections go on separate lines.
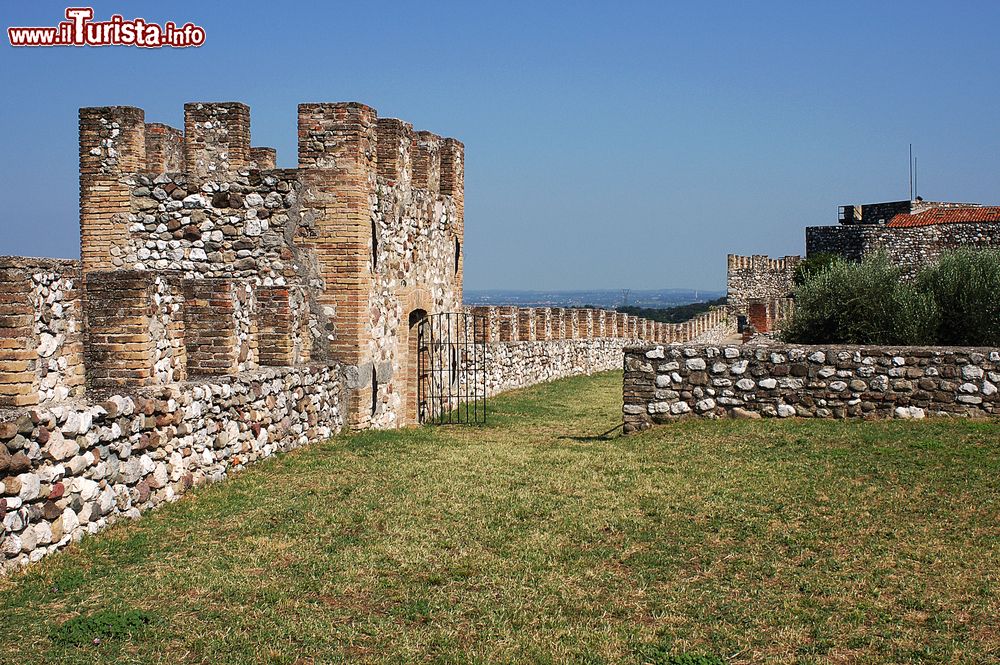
807, 201, 1000, 278
728, 198, 1000, 333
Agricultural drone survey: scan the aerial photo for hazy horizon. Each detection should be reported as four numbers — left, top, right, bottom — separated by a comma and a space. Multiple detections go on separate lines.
465, 287, 727, 309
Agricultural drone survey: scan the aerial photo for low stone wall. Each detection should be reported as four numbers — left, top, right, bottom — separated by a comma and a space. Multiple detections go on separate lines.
1, 365, 344, 573
485, 339, 628, 397
624, 344, 1000, 433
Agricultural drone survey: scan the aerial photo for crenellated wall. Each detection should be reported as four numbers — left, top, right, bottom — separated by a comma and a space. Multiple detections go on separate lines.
0, 96, 744, 573
726, 254, 801, 312
623, 344, 1000, 433
72, 100, 468, 429
467, 306, 732, 347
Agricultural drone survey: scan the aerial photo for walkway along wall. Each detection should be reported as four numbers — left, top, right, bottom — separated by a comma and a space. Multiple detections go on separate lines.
623, 343, 1000, 433
0, 285, 734, 573
0, 99, 739, 573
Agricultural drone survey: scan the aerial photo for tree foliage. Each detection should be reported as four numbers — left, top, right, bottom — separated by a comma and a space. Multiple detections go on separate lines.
917, 249, 1000, 346
782, 253, 939, 345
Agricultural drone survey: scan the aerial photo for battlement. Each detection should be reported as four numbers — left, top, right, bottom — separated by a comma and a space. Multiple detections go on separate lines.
69, 99, 466, 428
465, 306, 732, 346
727, 254, 802, 272
727, 253, 801, 314
78, 101, 463, 185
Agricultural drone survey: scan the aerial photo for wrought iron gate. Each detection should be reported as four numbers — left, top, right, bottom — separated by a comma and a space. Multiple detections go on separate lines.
416, 311, 487, 425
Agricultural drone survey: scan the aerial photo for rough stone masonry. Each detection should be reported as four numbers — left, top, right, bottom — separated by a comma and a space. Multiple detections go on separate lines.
0, 99, 739, 573
623, 344, 1000, 433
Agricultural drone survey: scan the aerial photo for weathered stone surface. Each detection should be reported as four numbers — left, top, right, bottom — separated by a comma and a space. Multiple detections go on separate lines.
17, 473, 40, 501
777, 404, 797, 418
624, 344, 999, 431
43, 430, 79, 462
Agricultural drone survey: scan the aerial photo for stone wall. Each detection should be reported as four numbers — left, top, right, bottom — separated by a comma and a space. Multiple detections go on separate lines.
726, 254, 801, 312
124, 170, 304, 283
72, 101, 472, 428
484, 339, 628, 396
0, 365, 345, 573
0, 305, 740, 573
0, 258, 85, 408
623, 343, 1000, 432
806, 223, 1000, 278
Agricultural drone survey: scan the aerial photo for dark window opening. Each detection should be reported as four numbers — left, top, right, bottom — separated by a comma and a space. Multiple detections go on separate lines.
454, 237, 461, 275
371, 366, 379, 417
371, 220, 379, 272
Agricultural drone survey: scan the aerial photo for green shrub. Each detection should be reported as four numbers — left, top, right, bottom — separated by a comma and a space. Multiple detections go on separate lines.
793, 251, 840, 285
782, 253, 939, 345
50, 609, 153, 646
916, 249, 1000, 346
617, 297, 728, 324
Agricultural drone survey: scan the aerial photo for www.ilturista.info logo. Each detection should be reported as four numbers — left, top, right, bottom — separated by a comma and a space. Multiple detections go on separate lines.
8, 7, 205, 48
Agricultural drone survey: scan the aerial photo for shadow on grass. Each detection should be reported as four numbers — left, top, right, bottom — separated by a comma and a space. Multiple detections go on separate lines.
558, 423, 624, 442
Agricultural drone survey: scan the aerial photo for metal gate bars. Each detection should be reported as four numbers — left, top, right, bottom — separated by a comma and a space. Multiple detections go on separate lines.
416, 311, 487, 425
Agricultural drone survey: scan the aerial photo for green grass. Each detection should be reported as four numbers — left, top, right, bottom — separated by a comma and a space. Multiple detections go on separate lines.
2, 371, 1000, 664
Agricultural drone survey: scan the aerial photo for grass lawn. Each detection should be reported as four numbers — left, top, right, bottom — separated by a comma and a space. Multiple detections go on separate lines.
2, 371, 1000, 664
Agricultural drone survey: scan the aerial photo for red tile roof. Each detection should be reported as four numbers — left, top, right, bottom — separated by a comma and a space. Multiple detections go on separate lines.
888, 206, 1000, 228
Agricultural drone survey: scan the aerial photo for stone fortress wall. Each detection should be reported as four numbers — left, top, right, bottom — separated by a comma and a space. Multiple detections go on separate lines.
805, 222, 1000, 279
726, 200, 1000, 334
0, 99, 738, 572
624, 344, 999, 433
76, 101, 467, 431
725, 254, 799, 336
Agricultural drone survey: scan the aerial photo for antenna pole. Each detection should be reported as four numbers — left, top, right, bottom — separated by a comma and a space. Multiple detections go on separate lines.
909, 144, 913, 200
914, 157, 917, 199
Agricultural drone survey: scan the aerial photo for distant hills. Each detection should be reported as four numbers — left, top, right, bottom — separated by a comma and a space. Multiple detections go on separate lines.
464, 288, 727, 309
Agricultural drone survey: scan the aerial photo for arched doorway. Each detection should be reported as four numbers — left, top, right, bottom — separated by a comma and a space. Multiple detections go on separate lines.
404, 308, 427, 425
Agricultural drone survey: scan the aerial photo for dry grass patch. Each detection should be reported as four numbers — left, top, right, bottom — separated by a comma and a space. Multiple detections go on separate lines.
1, 371, 999, 664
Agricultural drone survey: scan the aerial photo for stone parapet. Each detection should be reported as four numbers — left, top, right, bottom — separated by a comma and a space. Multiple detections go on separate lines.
624, 343, 1000, 433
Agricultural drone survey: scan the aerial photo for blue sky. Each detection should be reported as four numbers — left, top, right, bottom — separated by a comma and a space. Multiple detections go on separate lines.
2, 1, 998, 290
